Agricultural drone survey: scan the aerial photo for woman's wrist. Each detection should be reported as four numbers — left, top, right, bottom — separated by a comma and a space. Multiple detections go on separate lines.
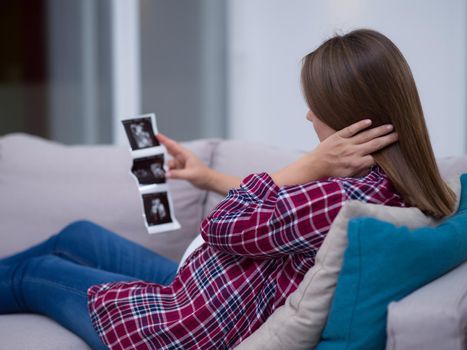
271, 152, 327, 187
200, 168, 217, 191
204, 168, 242, 196
270, 168, 292, 187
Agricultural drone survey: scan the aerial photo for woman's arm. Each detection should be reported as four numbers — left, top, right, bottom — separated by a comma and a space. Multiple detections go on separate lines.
157, 119, 397, 193
156, 133, 240, 196
200, 120, 399, 258
271, 120, 397, 186
203, 169, 242, 196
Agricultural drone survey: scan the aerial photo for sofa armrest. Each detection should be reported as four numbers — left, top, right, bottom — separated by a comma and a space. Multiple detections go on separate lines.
386, 261, 467, 350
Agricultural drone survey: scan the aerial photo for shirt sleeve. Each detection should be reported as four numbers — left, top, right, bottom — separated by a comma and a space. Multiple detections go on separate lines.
200, 172, 347, 259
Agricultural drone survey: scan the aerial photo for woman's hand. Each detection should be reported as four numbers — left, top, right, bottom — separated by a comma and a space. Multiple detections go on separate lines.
314, 119, 398, 177
271, 119, 398, 186
156, 133, 241, 195
156, 133, 212, 189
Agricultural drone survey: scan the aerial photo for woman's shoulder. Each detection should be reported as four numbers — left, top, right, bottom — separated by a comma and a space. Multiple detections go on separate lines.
323, 165, 406, 207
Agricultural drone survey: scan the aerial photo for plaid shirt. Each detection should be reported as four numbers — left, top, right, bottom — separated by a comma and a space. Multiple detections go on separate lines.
88, 166, 406, 349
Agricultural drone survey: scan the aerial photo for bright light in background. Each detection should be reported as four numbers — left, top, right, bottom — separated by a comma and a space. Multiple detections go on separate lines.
227, 0, 466, 157
112, 0, 141, 146
1, 0, 465, 157
327, 0, 369, 22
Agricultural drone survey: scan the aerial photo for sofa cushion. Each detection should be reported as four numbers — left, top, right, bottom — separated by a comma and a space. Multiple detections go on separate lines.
438, 156, 467, 179
0, 314, 91, 349
0, 133, 215, 262
316, 174, 467, 350
386, 260, 467, 350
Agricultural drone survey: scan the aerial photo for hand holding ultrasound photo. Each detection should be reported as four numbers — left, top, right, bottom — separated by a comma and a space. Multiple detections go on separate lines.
121, 113, 180, 234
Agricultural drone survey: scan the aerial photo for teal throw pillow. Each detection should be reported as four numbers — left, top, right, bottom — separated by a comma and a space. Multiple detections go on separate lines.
317, 174, 467, 350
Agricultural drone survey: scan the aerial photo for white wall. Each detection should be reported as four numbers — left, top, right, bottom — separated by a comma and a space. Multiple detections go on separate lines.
111, 0, 141, 145
227, 0, 466, 157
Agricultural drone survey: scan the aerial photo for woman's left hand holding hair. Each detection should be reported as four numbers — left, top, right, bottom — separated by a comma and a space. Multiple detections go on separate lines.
271, 119, 398, 187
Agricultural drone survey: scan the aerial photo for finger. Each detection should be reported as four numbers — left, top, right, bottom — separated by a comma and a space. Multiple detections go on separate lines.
354, 124, 394, 144
167, 157, 183, 169
360, 132, 398, 154
155, 132, 169, 144
175, 154, 186, 167
338, 119, 372, 138
166, 168, 188, 180
360, 155, 375, 169
167, 159, 176, 169
156, 133, 186, 157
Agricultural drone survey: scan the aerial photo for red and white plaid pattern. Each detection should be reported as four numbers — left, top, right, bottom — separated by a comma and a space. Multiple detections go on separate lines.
88, 166, 406, 349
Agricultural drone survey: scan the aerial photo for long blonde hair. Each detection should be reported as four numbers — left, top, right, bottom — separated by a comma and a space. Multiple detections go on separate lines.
301, 29, 455, 218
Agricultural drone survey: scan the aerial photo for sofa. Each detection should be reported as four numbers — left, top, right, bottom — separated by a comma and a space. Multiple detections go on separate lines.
0, 133, 466, 349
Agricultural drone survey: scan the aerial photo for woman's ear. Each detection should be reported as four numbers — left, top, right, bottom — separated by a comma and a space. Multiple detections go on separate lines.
306, 110, 315, 122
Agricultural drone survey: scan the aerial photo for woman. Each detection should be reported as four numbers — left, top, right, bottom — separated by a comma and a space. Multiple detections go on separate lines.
0, 29, 455, 349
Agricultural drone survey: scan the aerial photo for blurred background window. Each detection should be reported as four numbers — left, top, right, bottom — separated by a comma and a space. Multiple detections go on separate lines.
0, 0, 465, 157
139, 0, 227, 145
0, 0, 226, 145
0, 0, 49, 140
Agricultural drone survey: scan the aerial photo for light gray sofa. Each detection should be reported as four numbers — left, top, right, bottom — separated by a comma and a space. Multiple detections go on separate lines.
0, 133, 466, 350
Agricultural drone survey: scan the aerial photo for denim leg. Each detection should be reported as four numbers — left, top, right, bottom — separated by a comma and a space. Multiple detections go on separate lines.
1, 220, 179, 285
1, 255, 138, 350
0, 264, 17, 314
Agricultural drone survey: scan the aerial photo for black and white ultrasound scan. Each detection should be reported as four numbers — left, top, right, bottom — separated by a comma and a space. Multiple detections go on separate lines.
121, 113, 180, 234
131, 154, 166, 186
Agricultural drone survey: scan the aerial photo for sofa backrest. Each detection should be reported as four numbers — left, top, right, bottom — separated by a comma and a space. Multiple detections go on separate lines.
1, 133, 466, 264
0, 133, 215, 262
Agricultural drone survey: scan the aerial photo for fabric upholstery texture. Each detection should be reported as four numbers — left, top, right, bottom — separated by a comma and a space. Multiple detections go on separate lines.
317, 174, 467, 350
0, 133, 214, 262
386, 260, 467, 350
0, 314, 92, 350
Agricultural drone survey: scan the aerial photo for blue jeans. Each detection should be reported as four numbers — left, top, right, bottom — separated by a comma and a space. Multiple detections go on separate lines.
0, 221, 179, 350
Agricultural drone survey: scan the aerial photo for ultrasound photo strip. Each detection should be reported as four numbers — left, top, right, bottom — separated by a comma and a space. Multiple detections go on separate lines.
140, 185, 180, 234
121, 113, 181, 234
